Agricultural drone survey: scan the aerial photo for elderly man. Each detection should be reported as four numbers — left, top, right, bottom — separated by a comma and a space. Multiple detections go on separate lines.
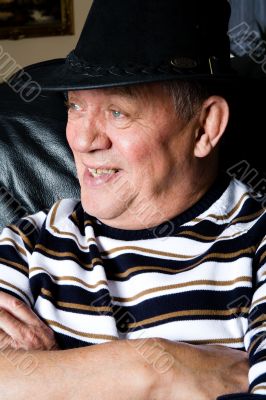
0, 0, 265, 399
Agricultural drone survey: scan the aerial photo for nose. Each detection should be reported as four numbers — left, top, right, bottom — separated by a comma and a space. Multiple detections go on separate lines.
67, 116, 112, 153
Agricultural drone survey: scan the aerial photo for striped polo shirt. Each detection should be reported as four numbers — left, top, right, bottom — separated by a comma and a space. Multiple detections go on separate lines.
0, 175, 266, 396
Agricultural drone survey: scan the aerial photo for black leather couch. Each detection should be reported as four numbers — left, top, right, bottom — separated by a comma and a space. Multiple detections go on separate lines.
0, 79, 80, 231
0, 57, 265, 231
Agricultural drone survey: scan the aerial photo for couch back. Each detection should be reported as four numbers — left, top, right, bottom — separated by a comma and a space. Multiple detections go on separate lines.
0, 81, 80, 231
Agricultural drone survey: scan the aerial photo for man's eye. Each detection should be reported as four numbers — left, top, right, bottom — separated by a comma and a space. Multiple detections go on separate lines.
111, 110, 124, 119
65, 101, 82, 111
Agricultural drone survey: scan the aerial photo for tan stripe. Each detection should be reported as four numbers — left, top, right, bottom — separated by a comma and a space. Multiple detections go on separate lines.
84, 219, 93, 226
180, 230, 244, 241
45, 319, 118, 341
8, 225, 34, 250
0, 279, 31, 304
41, 288, 112, 313
0, 237, 27, 256
251, 386, 266, 394
50, 200, 61, 226
251, 295, 266, 308
35, 244, 102, 270
128, 307, 249, 329
52, 224, 97, 248
231, 208, 264, 225
70, 210, 79, 226
0, 257, 28, 274
192, 193, 249, 222
246, 314, 266, 330
116, 264, 203, 278
248, 323, 266, 354
188, 337, 244, 345
115, 247, 256, 279
112, 276, 252, 303
41, 288, 53, 297
50, 201, 97, 249
260, 250, 266, 266
101, 246, 194, 259
29, 267, 108, 290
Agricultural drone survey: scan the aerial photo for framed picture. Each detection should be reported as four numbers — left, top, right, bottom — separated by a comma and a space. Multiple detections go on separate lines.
0, 0, 74, 40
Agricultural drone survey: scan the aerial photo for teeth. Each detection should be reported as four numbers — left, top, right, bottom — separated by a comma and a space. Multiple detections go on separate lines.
88, 168, 118, 176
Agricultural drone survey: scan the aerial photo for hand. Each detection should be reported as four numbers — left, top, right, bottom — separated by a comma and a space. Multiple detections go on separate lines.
0, 291, 59, 351
135, 338, 249, 400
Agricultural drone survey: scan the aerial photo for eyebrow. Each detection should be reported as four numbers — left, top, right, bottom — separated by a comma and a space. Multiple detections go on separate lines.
67, 84, 147, 104
106, 86, 140, 99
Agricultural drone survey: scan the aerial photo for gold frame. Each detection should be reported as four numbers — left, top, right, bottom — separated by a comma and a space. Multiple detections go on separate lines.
0, 0, 74, 40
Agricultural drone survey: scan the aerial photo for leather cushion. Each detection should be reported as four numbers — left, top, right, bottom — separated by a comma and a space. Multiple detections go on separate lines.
0, 82, 79, 231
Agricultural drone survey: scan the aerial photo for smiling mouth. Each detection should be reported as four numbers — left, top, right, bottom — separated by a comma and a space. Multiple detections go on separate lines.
87, 168, 120, 178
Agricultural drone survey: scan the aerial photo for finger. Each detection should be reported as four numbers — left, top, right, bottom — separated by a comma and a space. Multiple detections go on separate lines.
0, 307, 43, 349
0, 306, 57, 350
0, 291, 48, 329
0, 293, 57, 350
0, 307, 51, 350
0, 327, 13, 350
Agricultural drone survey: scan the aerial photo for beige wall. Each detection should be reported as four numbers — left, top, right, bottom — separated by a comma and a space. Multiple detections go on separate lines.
0, 0, 92, 71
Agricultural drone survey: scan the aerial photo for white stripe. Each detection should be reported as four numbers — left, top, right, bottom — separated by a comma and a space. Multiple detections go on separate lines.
185, 180, 249, 225
253, 337, 266, 356
126, 318, 247, 343
0, 282, 32, 306
48, 323, 111, 345
46, 200, 91, 250
30, 254, 252, 285
245, 327, 266, 352
249, 360, 266, 384
35, 297, 119, 338
30, 268, 108, 292
251, 386, 266, 395
29, 255, 107, 281
24, 210, 48, 228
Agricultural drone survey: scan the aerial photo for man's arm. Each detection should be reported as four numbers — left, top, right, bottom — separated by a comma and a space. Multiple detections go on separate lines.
217, 233, 266, 400
0, 340, 154, 400
0, 289, 249, 400
236, 235, 266, 397
0, 336, 249, 400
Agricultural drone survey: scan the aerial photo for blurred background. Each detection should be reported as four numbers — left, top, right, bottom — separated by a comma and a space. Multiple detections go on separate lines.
229, 0, 266, 57
0, 0, 92, 79
0, 1, 266, 68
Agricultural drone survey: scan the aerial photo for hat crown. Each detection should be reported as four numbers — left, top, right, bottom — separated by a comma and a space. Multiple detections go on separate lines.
22, 0, 235, 91
74, 0, 231, 70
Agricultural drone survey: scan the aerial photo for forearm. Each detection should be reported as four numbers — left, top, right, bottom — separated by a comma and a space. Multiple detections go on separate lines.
0, 340, 153, 400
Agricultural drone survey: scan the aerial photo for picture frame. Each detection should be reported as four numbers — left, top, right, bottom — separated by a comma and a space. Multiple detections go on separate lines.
0, 0, 74, 40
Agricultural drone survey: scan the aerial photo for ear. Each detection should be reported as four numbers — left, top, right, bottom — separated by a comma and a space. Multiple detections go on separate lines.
194, 96, 229, 158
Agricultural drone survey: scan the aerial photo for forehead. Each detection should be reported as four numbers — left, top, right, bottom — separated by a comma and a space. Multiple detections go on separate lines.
67, 83, 170, 104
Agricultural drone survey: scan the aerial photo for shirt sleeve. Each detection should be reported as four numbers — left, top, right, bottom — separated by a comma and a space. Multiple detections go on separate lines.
217, 237, 266, 400
217, 394, 266, 399
0, 212, 46, 307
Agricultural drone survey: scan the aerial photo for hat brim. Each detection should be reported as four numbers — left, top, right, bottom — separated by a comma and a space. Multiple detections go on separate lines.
8, 56, 265, 92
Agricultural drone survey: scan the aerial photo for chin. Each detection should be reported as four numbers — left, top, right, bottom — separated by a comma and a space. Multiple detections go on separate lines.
81, 195, 125, 222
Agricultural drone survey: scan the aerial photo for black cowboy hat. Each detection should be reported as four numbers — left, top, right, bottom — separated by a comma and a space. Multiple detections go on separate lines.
12, 0, 246, 91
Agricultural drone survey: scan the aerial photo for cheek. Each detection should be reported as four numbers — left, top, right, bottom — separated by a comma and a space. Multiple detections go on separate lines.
66, 121, 75, 149
113, 128, 154, 166
66, 120, 85, 155
66, 122, 83, 172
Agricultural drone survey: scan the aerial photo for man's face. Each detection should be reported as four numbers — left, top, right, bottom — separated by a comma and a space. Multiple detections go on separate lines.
66, 83, 198, 229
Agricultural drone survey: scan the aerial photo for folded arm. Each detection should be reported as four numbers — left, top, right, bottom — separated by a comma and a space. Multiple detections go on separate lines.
0, 290, 249, 400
